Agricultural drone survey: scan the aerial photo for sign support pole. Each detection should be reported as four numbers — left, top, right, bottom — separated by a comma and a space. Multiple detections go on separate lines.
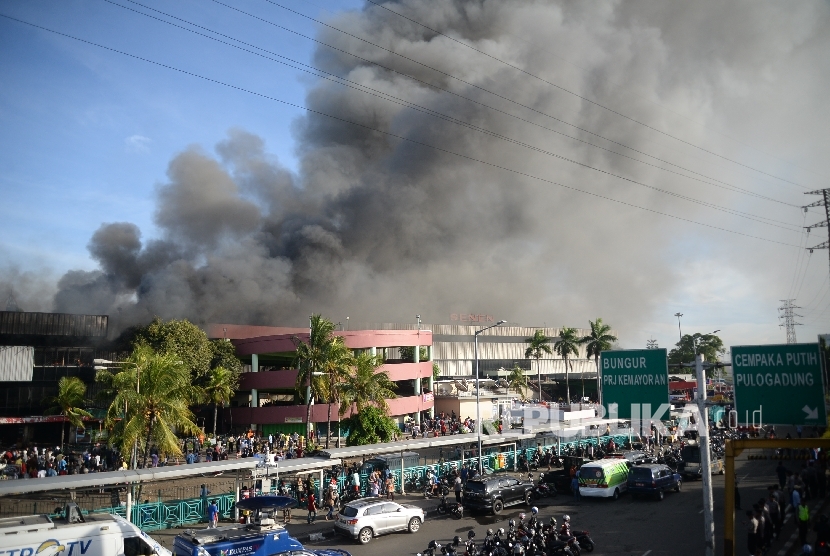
696, 354, 715, 556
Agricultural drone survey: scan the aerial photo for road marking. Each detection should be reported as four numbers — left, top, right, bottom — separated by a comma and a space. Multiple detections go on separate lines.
699, 509, 704, 514
642, 551, 652, 556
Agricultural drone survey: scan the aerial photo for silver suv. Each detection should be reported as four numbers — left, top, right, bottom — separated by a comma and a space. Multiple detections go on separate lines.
334, 498, 424, 544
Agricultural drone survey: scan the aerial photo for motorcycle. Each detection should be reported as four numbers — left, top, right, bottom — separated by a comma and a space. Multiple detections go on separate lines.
572, 530, 595, 552
530, 473, 557, 499
418, 540, 442, 556
436, 493, 464, 519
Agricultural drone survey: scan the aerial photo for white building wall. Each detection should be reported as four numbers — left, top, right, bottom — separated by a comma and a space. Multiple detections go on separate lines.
0, 346, 34, 381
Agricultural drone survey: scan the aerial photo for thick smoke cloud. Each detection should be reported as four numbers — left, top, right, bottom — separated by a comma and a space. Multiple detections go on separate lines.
41, 0, 829, 337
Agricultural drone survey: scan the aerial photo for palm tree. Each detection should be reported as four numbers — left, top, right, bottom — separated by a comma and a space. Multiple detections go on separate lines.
524, 330, 552, 401
554, 327, 581, 403
203, 366, 237, 439
293, 315, 337, 441
506, 365, 529, 399
319, 338, 353, 449
44, 376, 93, 450
580, 318, 618, 402
105, 345, 201, 468
340, 352, 397, 417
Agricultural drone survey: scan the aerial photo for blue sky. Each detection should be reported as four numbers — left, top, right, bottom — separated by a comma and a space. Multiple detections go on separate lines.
1, 0, 358, 267
0, 0, 828, 352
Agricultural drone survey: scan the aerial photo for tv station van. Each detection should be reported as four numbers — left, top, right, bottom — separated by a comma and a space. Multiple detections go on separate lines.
0, 503, 170, 556
173, 496, 350, 556
578, 458, 630, 500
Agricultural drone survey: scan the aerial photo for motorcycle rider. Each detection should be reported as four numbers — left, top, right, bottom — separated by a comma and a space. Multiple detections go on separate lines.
560, 515, 572, 538
528, 507, 540, 531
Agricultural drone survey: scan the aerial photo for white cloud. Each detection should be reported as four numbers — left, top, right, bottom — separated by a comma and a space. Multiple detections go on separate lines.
125, 134, 151, 154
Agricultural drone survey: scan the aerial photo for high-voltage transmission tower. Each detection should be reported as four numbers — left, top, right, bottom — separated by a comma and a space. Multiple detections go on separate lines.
803, 188, 830, 277
778, 299, 802, 344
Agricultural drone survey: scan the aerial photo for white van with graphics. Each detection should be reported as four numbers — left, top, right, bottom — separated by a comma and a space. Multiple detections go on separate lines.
578, 458, 630, 500
0, 504, 171, 556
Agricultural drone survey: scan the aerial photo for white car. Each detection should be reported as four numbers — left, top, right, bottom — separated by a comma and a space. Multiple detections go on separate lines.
335, 498, 424, 544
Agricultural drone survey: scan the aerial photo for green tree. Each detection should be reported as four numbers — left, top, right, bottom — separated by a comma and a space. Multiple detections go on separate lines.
668, 333, 725, 369
203, 366, 237, 439
554, 327, 581, 403
432, 362, 441, 381
105, 345, 202, 467
507, 365, 529, 399
343, 406, 399, 446
44, 376, 93, 450
293, 315, 337, 439
524, 330, 552, 401
340, 352, 397, 416
580, 318, 617, 400
399, 346, 429, 362
319, 338, 353, 449
210, 338, 243, 375
133, 318, 215, 379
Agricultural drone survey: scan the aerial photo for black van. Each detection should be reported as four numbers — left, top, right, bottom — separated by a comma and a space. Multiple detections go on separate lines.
627, 463, 681, 500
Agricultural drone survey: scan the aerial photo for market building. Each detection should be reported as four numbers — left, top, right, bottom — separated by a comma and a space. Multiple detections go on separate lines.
208, 324, 435, 437
0, 310, 112, 444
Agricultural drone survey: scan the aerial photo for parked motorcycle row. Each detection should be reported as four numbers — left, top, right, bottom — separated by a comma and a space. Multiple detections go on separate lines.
417, 512, 594, 556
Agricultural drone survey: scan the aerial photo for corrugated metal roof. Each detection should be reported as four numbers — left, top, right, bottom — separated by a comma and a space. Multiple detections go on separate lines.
0, 346, 33, 381
0, 312, 108, 337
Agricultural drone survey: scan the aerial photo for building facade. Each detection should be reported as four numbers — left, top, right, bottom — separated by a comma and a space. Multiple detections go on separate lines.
0, 311, 112, 443
209, 325, 435, 436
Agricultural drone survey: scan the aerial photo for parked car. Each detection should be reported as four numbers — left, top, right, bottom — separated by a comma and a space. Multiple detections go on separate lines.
678, 440, 725, 479
627, 463, 682, 500
463, 474, 533, 514
335, 498, 424, 544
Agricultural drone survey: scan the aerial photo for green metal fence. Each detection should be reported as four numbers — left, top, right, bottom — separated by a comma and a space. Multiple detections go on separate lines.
57, 434, 631, 532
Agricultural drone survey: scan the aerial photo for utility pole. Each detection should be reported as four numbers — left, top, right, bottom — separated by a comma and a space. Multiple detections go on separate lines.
778, 299, 802, 344
803, 188, 830, 278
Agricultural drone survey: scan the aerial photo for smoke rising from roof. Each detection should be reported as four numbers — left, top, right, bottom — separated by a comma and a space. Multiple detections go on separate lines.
10, 0, 827, 338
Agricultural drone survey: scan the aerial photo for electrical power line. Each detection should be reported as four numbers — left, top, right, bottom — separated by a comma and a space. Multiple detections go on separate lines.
104, 0, 805, 232
362, 0, 811, 192
0, 12, 806, 250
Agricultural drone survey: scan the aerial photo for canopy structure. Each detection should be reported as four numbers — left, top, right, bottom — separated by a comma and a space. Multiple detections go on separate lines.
0, 457, 339, 497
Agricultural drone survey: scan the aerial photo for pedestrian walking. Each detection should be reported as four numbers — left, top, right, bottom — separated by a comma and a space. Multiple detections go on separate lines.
571, 473, 580, 503
454, 476, 462, 504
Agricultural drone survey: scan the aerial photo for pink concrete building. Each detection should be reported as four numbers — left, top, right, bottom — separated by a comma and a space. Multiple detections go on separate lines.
210, 325, 435, 437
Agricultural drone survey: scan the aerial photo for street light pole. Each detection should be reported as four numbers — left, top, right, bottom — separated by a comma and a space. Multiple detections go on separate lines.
695, 329, 719, 556
674, 313, 683, 342
475, 320, 505, 475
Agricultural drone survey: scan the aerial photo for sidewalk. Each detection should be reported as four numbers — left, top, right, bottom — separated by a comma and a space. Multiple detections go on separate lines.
147, 493, 443, 549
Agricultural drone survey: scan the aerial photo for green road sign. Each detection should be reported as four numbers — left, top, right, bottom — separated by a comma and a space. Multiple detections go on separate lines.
732, 343, 826, 426
600, 348, 670, 420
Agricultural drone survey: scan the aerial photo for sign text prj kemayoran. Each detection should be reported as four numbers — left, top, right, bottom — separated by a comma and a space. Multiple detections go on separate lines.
600, 349, 670, 420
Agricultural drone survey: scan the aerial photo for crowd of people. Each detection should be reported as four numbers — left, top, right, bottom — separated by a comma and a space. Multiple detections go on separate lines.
404, 411, 481, 438
1, 444, 123, 477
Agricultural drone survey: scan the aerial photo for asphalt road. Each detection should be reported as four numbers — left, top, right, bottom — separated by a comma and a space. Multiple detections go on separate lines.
299, 453, 819, 556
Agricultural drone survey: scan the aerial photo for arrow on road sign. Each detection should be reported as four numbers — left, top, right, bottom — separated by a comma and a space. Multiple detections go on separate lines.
803, 405, 819, 420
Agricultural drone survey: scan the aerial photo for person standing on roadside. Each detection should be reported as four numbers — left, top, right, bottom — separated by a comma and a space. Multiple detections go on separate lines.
306, 491, 317, 524
797, 499, 810, 546
454, 475, 462, 504
207, 500, 219, 528
385, 475, 395, 501
745, 510, 759, 556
